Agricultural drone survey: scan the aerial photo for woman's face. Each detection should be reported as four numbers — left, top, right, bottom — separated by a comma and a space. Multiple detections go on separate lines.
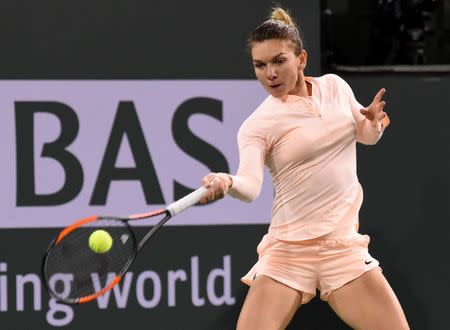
251, 39, 307, 98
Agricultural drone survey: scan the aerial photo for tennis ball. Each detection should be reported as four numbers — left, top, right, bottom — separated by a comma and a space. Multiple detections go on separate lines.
89, 230, 113, 253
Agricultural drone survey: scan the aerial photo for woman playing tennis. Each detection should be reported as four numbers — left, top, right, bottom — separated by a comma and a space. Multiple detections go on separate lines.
200, 7, 409, 330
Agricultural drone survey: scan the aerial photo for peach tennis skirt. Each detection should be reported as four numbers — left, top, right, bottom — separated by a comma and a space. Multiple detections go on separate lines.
241, 224, 380, 304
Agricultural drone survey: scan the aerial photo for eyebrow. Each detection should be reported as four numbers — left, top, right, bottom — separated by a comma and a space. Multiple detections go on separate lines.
252, 52, 287, 63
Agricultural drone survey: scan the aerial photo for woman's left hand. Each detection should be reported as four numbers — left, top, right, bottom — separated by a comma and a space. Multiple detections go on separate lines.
360, 88, 388, 128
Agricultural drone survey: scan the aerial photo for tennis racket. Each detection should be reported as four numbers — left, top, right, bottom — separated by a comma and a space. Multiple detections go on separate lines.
41, 186, 207, 305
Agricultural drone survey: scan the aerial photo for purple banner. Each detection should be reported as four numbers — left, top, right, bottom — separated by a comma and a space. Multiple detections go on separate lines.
0, 81, 273, 228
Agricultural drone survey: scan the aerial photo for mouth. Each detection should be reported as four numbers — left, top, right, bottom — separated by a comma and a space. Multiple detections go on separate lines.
269, 84, 282, 89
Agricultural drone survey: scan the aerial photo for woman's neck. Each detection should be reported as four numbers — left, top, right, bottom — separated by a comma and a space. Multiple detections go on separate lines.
288, 77, 311, 97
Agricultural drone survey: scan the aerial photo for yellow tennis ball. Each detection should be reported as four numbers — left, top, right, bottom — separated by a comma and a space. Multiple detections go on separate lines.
89, 230, 113, 253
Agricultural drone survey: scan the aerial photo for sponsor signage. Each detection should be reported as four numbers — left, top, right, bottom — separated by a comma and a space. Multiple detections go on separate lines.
0, 81, 273, 228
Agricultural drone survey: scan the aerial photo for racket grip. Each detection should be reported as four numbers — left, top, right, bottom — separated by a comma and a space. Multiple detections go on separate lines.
167, 187, 207, 216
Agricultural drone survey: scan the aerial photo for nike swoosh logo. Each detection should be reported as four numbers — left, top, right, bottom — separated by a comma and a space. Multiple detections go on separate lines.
365, 260, 373, 265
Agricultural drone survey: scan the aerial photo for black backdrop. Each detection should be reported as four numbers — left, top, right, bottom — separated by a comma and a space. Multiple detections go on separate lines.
0, 0, 449, 329
0, 0, 321, 78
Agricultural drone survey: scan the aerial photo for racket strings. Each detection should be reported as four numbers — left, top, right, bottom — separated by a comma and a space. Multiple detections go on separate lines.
44, 219, 135, 301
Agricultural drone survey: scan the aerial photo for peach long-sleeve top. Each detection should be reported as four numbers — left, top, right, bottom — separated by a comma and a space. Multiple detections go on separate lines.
228, 74, 389, 241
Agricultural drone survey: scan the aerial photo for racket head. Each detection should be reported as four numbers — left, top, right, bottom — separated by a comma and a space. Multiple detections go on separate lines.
41, 216, 137, 304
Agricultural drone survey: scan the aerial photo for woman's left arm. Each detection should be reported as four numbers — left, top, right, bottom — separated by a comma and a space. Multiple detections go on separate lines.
347, 83, 390, 145
357, 88, 390, 144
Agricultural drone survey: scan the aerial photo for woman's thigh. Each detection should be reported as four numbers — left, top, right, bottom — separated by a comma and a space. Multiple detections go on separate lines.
327, 268, 409, 330
237, 275, 303, 330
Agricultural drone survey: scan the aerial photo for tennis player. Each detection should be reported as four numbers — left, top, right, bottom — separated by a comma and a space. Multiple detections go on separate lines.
200, 7, 409, 330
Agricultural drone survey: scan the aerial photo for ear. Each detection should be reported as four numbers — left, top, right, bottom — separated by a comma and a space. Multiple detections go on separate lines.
299, 50, 308, 70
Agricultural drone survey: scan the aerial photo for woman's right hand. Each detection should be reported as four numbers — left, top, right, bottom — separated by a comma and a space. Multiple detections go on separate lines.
199, 172, 233, 204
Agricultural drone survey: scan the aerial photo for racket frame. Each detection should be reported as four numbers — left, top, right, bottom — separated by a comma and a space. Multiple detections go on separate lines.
41, 186, 206, 304
41, 216, 141, 304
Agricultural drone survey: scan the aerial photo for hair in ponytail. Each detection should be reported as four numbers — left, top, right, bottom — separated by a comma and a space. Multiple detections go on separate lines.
249, 7, 303, 55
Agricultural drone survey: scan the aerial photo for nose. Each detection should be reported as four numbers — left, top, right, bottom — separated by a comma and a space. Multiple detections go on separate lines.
266, 64, 277, 80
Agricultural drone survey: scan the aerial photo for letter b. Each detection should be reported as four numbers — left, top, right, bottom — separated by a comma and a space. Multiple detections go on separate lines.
15, 102, 83, 206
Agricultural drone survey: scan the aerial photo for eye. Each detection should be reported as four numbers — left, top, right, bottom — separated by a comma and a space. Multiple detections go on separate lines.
275, 58, 286, 65
254, 63, 265, 69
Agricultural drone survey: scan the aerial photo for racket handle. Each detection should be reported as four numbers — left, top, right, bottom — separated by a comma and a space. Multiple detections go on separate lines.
167, 187, 207, 216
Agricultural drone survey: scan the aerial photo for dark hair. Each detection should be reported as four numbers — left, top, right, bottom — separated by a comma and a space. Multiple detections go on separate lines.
249, 7, 303, 55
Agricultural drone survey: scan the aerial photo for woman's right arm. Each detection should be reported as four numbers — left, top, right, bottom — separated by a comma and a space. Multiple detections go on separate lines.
227, 138, 266, 202
200, 128, 267, 204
